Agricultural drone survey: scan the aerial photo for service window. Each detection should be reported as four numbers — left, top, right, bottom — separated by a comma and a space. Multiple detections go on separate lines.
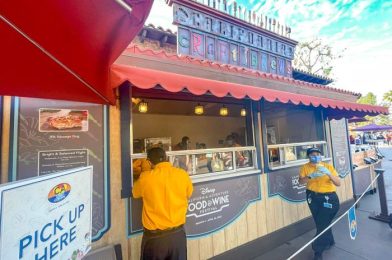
131, 98, 258, 182
264, 102, 330, 169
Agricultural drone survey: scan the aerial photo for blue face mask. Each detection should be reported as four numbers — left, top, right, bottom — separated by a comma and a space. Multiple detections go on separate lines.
309, 155, 322, 164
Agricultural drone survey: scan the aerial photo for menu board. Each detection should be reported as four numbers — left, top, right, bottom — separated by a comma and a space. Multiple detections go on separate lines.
330, 119, 351, 178
9, 97, 109, 241
268, 166, 307, 202
128, 174, 261, 237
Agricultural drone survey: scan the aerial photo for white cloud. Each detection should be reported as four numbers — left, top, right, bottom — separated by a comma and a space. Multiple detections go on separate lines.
350, 0, 372, 18
333, 38, 392, 101
145, 0, 175, 31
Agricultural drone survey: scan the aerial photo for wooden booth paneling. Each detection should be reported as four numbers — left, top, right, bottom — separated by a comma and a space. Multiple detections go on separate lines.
123, 174, 359, 260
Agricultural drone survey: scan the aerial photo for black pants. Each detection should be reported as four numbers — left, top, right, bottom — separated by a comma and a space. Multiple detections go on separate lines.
141, 227, 187, 260
306, 190, 340, 253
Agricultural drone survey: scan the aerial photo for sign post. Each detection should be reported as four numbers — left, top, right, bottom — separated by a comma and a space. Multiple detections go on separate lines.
0, 166, 93, 260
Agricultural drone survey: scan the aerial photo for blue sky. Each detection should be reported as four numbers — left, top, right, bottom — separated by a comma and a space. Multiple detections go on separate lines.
146, 0, 392, 102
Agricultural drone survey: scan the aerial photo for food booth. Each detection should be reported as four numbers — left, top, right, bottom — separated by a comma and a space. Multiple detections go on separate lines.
0, 0, 388, 259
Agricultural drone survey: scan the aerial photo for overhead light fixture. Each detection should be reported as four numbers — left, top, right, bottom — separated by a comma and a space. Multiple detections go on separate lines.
194, 103, 204, 115
138, 100, 148, 113
240, 108, 247, 117
220, 105, 229, 116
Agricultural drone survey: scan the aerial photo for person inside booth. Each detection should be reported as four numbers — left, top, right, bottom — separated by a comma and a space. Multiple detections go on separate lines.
173, 136, 192, 172
225, 133, 247, 167
174, 136, 191, 151
299, 147, 341, 260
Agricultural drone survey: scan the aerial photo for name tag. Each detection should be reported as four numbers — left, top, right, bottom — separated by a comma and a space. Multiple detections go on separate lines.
323, 202, 333, 209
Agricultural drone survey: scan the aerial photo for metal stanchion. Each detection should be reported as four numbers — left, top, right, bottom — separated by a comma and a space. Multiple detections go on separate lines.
369, 168, 392, 223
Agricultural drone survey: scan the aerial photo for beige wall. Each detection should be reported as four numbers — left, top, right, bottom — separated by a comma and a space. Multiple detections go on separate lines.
133, 113, 246, 149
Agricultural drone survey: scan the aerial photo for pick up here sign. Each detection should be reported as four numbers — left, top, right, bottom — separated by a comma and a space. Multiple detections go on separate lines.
0, 167, 92, 260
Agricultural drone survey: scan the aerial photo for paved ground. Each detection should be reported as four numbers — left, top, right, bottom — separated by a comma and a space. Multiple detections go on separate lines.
254, 147, 392, 260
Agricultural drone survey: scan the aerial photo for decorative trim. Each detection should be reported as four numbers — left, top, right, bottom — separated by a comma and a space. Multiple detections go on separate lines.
123, 44, 361, 98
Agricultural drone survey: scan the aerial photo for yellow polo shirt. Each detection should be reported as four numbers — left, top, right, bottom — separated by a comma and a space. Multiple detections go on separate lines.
299, 162, 338, 193
132, 162, 193, 230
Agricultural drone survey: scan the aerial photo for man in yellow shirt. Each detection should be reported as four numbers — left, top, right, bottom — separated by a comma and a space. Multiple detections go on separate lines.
133, 147, 193, 260
299, 147, 341, 260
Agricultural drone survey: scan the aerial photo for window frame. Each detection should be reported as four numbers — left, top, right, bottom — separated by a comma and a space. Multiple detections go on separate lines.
130, 92, 260, 183
261, 101, 330, 171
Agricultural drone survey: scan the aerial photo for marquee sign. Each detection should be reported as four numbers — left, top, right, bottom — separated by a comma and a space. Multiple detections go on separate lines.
173, 2, 297, 77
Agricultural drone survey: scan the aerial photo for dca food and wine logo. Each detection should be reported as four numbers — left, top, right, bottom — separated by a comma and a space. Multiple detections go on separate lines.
48, 183, 71, 203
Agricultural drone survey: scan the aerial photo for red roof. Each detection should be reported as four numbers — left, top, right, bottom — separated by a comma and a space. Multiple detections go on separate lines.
110, 64, 388, 118
0, 0, 153, 104
123, 45, 361, 97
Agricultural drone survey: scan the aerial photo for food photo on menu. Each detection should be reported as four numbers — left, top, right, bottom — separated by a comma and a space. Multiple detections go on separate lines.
39, 108, 89, 132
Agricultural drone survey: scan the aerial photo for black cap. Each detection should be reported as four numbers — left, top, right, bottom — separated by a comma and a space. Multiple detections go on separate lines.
307, 147, 322, 156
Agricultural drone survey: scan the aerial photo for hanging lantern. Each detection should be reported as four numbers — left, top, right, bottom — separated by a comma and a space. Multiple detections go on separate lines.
194, 103, 204, 115
220, 105, 229, 116
240, 108, 247, 117
138, 100, 148, 113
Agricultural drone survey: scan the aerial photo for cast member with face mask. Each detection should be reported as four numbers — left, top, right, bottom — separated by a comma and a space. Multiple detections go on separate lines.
299, 147, 341, 260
